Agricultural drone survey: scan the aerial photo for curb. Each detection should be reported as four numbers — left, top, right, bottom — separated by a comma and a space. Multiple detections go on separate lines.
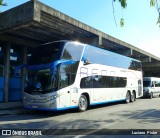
0, 110, 25, 116
0, 102, 23, 110
0, 102, 30, 116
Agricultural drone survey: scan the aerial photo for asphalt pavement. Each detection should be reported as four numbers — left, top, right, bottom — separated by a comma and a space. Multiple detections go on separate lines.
0, 102, 27, 116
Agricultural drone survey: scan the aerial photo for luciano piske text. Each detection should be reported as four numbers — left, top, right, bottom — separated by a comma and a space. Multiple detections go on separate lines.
132, 130, 158, 135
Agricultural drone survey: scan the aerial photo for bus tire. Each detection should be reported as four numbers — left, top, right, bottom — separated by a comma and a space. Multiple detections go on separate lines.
125, 91, 131, 103
131, 92, 136, 102
78, 94, 88, 112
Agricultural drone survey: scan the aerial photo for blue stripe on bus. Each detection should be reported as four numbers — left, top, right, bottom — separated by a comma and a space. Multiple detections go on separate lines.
24, 99, 126, 111
90, 98, 126, 106
24, 105, 78, 111
55, 106, 78, 111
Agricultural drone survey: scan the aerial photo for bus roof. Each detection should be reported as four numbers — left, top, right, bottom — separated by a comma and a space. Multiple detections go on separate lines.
143, 77, 160, 81
41, 40, 141, 63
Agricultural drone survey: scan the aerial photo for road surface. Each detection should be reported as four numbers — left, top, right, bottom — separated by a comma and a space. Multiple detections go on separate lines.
0, 97, 160, 137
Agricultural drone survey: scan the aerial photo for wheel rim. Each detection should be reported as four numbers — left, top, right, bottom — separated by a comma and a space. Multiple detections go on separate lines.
79, 96, 87, 110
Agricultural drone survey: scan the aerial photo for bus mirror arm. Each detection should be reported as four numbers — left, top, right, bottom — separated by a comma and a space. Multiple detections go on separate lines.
14, 64, 28, 77
151, 82, 154, 87
84, 59, 92, 65
51, 59, 76, 79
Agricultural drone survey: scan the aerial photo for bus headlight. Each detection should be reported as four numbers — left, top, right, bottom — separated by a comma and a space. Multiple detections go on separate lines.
53, 94, 58, 99
143, 89, 149, 93
53, 94, 61, 99
49, 102, 56, 108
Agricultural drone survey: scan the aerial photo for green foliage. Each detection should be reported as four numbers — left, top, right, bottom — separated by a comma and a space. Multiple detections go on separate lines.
120, 18, 124, 27
119, 0, 127, 9
150, 0, 160, 27
114, 0, 160, 27
0, 0, 7, 6
114, 0, 127, 9
157, 16, 160, 27
0, 0, 3, 5
113, 0, 127, 27
150, 0, 156, 7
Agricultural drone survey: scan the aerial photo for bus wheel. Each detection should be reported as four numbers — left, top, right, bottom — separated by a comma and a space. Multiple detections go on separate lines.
78, 94, 88, 112
150, 92, 153, 99
131, 92, 136, 102
125, 92, 131, 103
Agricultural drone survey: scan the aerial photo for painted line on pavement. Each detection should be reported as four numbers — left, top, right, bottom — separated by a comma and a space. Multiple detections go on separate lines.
137, 109, 157, 117
74, 109, 159, 138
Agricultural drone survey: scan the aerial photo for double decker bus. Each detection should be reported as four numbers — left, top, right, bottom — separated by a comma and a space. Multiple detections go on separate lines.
16, 41, 143, 112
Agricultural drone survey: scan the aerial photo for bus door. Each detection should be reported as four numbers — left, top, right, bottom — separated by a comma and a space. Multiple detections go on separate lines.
59, 82, 78, 108
59, 72, 71, 108
59, 87, 71, 108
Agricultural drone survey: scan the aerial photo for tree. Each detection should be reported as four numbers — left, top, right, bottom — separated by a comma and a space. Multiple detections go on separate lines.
0, 0, 7, 6
0, 0, 160, 27
114, 0, 160, 27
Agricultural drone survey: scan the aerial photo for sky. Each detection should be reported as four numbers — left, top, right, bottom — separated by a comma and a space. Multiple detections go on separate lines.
1, 0, 160, 57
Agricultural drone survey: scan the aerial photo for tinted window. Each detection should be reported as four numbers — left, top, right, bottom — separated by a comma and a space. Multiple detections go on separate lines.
29, 42, 64, 65
10, 54, 21, 66
143, 81, 151, 87
25, 68, 54, 94
59, 62, 79, 89
84, 46, 141, 71
80, 75, 127, 88
0, 53, 4, 65
10, 48, 22, 77
0, 50, 4, 76
155, 81, 160, 87
0, 46, 4, 65
62, 42, 84, 61
0, 65, 3, 76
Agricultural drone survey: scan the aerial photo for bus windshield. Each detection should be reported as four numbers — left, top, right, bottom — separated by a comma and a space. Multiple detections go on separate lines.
143, 81, 151, 87
29, 42, 64, 65
24, 68, 58, 94
25, 42, 64, 94
24, 41, 84, 94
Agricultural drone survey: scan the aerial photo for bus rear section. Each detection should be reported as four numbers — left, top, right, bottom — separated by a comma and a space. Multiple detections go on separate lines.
78, 45, 143, 110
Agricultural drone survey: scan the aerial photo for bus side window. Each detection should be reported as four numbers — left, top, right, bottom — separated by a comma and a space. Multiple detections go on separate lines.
0, 65, 4, 76
155, 81, 160, 87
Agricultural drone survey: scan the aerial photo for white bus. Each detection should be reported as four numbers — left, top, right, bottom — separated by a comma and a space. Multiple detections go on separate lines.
143, 77, 160, 98
16, 41, 143, 112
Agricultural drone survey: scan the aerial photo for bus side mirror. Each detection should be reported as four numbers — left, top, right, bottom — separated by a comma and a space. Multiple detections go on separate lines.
84, 59, 91, 65
14, 64, 27, 77
51, 60, 76, 79
151, 82, 154, 87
